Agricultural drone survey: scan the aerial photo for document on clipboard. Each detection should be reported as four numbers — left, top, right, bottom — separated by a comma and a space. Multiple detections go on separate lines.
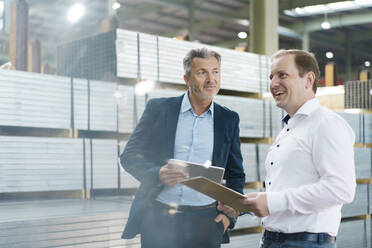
168, 159, 225, 183
181, 176, 251, 213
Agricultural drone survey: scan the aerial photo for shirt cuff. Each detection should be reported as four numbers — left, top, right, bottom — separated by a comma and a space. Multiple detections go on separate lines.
267, 192, 288, 215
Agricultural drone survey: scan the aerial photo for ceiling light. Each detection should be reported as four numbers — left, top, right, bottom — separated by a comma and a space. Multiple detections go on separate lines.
135, 79, 155, 96
112, 2, 120, 10
321, 12, 331, 29
67, 3, 85, 24
364, 61, 371, 67
0, 1, 4, 12
321, 21, 330, 29
284, 0, 372, 17
238, 31, 247, 39
326, 52, 334, 59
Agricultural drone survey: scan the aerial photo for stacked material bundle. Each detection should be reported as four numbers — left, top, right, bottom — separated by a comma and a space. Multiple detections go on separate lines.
365, 113, 372, 143
241, 143, 258, 182
341, 184, 368, 217
344, 80, 372, 109
0, 136, 84, 193
336, 112, 362, 143
60, 29, 270, 94
336, 219, 367, 248
0, 70, 71, 129
354, 148, 372, 178
214, 95, 266, 138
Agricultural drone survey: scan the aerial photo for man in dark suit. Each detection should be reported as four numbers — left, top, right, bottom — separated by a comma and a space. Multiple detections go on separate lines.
120, 48, 245, 248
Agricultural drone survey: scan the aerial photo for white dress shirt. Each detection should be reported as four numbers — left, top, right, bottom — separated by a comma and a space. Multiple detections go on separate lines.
262, 98, 356, 236
156, 93, 215, 206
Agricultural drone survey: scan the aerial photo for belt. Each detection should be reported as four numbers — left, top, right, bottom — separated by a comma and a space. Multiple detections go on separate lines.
154, 200, 216, 212
263, 230, 336, 243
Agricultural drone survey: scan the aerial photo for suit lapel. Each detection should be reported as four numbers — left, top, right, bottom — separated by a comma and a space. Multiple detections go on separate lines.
213, 103, 225, 166
165, 95, 183, 158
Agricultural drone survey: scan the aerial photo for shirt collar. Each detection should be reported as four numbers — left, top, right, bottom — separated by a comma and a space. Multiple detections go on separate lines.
281, 98, 320, 124
181, 92, 214, 117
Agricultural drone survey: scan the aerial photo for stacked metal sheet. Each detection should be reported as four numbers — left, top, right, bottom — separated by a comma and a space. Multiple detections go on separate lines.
258, 144, 270, 181
214, 95, 266, 138
336, 112, 362, 143
0, 136, 84, 192
224, 233, 262, 248
336, 219, 367, 248
120, 141, 140, 189
0, 70, 71, 129
57, 29, 117, 82
341, 184, 368, 217
354, 148, 372, 178
241, 143, 258, 182
344, 80, 372, 109
364, 113, 372, 143
116, 29, 270, 93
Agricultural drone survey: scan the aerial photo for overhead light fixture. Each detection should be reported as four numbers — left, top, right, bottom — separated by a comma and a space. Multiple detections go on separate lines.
321, 12, 331, 29
67, 3, 85, 24
135, 79, 155, 96
112, 2, 120, 10
284, 0, 372, 17
238, 32, 247, 39
321, 21, 330, 29
364, 61, 371, 67
326, 52, 334, 59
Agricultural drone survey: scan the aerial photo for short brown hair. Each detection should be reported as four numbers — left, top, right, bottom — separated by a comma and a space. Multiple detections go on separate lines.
183, 48, 221, 77
271, 49, 319, 93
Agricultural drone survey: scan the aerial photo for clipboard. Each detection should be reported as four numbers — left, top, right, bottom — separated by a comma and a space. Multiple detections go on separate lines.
181, 176, 251, 213
168, 159, 224, 183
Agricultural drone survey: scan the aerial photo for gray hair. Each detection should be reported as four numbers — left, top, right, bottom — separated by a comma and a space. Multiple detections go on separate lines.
183, 48, 221, 76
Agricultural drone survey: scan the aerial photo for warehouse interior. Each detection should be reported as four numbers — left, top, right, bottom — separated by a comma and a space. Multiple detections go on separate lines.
0, 0, 372, 247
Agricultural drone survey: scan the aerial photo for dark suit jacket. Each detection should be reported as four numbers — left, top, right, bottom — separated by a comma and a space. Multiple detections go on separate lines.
120, 94, 245, 243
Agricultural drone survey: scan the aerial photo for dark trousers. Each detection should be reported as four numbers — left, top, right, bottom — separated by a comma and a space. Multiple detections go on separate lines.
140, 201, 225, 248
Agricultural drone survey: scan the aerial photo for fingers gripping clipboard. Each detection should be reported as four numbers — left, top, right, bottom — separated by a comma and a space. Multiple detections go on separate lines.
181, 176, 251, 213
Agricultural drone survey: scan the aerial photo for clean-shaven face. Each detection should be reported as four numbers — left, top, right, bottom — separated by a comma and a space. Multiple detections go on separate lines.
269, 54, 310, 116
185, 57, 221, 101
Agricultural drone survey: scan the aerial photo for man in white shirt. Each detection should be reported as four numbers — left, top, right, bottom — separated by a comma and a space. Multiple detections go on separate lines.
220, 49, 356, 248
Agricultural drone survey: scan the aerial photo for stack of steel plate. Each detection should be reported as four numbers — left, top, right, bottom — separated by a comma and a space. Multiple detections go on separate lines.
0, 70, 71, 129
116, 29, 270, 93
241, 143, 258, 182
364, 113, 372, 143
258, 144, 270, 181
0, 136, 84, 193
336, 112, 362, 143
119, 141, 140, 189
336, 219, 367, 248
214, 95, 266, 138
224, 233, 262, 248
354, 148, 372, 178
341, 184, 368, 217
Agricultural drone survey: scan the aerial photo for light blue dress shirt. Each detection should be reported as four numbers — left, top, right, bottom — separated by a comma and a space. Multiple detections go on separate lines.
156, 92, 215, 206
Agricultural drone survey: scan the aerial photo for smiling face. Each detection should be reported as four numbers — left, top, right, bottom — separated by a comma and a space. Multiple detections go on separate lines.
184, 56, 221, 103
269, 54, 315, 116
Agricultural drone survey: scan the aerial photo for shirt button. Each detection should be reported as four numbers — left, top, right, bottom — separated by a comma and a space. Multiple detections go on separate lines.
286, 128, 290, 132
270, 162, 273, 166
276, 144, 280, 147
269, 181, 271, 185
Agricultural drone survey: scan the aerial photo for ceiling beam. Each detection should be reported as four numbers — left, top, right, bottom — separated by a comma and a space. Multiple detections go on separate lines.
288, 11, 372, 32
279, 0, 347, 11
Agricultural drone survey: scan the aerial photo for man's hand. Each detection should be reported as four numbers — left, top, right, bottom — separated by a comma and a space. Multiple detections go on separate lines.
217, 201, 240, 218
214, 214, 230, 233
241, 192, 269, 217
159, 164, 189, 187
